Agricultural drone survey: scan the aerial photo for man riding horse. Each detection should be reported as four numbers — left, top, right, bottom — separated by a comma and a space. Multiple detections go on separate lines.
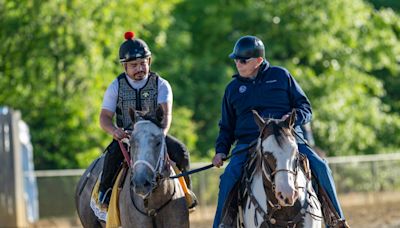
212, 35, 350, 227
98, 31, 196, 210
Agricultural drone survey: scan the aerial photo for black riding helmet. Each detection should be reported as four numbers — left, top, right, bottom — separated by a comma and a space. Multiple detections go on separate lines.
119, 31, 151, 62
229, 35, 265, 59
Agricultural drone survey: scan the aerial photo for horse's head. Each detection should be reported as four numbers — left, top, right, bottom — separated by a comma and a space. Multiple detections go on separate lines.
128, 106, 170, 198
252, 109, 299, 207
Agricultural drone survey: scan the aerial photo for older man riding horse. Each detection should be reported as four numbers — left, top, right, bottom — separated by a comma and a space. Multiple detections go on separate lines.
220, 110, 324, 228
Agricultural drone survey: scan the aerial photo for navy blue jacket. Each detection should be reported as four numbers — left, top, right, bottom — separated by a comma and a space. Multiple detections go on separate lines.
215, 61, 312, 155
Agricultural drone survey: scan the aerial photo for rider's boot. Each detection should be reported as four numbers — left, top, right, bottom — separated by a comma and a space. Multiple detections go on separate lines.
98, 140, 124, 209
184, 171, 198, 210
173, 166, 198, 211
315, 181, 350, 228
335, 219, 350, 228
98, 188, 112, 209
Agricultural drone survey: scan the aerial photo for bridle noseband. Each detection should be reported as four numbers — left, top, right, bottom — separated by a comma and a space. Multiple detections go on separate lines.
131, 134, 168, 191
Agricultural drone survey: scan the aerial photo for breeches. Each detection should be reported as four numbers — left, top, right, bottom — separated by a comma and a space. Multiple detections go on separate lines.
213, 144, 249, 228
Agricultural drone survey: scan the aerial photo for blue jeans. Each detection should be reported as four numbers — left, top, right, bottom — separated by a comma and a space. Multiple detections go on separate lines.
213, 144, 249, 228
213, 143, 344, 228
298, 144, 344, 219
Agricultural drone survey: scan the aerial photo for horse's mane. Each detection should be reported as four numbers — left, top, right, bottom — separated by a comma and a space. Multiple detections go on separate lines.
268, 120, 293, 149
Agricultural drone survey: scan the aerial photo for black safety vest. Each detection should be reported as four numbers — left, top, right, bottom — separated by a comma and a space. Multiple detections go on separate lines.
115, 72, 159, 129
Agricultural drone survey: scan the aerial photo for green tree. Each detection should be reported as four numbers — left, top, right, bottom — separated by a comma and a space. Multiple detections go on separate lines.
161, 0, 400, 157
369, 0, 400, 11
0, 0, 185, 168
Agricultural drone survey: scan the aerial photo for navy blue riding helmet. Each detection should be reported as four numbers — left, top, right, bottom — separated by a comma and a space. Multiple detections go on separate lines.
229, 35, 265, 60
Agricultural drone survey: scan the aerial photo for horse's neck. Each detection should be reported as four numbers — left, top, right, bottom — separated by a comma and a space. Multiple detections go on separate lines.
250, 171, 268, 211
296, 167, 314, 203
242, 169, 269, 227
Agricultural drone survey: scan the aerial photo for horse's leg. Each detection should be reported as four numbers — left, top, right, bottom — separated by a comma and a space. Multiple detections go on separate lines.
75, 156, 105, 228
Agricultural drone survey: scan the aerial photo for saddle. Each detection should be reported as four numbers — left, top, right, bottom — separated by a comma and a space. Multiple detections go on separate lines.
220, 181, 241, 227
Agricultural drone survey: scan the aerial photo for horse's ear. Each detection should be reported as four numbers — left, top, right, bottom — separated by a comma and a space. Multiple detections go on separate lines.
129, 108, 136, 123
155, 105, 164, 123
286, 109, 296, 129
252, 110, 265, 130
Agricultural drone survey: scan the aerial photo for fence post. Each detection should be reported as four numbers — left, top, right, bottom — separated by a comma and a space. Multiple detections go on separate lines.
0, 107, 28, 227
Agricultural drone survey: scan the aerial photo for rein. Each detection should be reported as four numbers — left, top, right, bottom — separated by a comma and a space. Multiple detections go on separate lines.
169, 125, 310, 179
169, 139, 258, 179
118, 139, 131, 167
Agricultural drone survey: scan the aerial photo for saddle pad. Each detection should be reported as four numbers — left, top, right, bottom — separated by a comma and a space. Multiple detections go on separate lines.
90, 177, 108, 222
90, 170, 125, 227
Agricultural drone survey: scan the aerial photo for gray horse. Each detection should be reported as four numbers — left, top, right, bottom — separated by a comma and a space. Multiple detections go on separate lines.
75, 107, 189, 228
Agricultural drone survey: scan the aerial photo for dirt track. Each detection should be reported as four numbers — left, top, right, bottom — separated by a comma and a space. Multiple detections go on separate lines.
190, 202, 400, 228
35, 192, 400, 228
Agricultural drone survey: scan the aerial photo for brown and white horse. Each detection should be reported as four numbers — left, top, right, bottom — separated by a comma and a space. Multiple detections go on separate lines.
239, 110, 322, 228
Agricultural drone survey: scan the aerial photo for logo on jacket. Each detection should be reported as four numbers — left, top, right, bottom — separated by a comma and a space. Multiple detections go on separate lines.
142, 92, 150, 98
239, 85, 247, 93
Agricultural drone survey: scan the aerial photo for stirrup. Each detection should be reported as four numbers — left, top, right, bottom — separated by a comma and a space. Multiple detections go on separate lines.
98, 188, 112, 206
187, 189, 198, 210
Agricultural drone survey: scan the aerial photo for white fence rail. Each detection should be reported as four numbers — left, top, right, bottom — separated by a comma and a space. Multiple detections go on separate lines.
33, 152, 400, 177
327, 152, 400, 164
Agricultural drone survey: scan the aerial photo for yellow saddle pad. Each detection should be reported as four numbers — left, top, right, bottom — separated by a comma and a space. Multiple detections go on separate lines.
90, 168, 125, 228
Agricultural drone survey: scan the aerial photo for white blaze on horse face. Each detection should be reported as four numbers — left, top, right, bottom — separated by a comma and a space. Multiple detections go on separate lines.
262, 133, 298, 206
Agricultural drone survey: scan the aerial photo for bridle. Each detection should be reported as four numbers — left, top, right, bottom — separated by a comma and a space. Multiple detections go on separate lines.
259, 142, 301, 192
130, 133, 168, 191
256, 120, 300, 186
240, 122, 320, 227
127, 120, 171, 193
126, 120, 176, 223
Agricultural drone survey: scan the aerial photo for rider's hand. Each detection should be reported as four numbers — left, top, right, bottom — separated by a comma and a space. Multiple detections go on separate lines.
112, 128, 128, 141
212, 153, 227, 168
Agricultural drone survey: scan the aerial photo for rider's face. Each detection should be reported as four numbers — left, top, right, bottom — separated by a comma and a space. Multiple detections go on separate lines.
124, 58, 151, 81
234, 57, 263, 78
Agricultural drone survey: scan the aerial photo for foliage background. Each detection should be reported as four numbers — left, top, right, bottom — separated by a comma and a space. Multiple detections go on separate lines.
0, 0, 399, 169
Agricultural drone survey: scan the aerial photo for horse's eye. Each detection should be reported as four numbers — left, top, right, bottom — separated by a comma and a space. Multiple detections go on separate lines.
156, 142, 161, 147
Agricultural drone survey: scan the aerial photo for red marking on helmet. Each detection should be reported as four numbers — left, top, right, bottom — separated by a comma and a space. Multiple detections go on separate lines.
124, 31, 135, 40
